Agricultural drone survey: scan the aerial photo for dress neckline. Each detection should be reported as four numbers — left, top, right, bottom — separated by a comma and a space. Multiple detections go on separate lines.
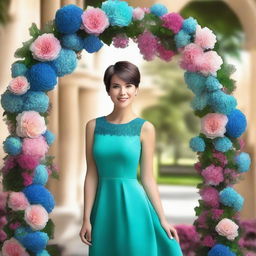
103, 116, 140, 125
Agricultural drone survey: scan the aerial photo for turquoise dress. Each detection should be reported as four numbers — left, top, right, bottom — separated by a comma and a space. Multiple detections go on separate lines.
89, 116, 183, 256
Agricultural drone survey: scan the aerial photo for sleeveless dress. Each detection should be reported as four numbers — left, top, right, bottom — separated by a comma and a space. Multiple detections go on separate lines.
88, 115, 183, 256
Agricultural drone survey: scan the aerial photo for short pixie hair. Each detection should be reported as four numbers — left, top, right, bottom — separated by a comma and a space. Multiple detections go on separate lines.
103, 61, 140, 93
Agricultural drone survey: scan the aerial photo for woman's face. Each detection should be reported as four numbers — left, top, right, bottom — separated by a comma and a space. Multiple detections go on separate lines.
108, 74, 138, 106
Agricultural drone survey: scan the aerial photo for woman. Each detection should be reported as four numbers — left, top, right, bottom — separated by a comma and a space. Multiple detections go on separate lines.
79, 61, 183, 256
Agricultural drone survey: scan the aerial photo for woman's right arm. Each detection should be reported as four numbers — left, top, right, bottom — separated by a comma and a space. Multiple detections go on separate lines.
80, 118, 98, 245
83, 118, 98, 223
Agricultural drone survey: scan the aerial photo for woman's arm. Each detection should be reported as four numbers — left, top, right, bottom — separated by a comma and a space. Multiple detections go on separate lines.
83, 118, 99, 223
140, 121, 167, 223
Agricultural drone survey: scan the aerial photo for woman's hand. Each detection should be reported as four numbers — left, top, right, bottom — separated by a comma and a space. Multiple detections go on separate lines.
79, 221, 92, 246
160, 219, 180, 243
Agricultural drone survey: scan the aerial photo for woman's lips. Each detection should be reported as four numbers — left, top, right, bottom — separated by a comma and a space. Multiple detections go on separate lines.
118, 98, 128, 102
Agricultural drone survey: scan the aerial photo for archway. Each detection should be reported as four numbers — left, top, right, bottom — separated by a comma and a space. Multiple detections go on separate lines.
0, 1, 251, 255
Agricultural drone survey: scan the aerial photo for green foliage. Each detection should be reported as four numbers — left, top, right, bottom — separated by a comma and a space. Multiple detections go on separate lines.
42, 219, 55, 239
2, 167, 26, 191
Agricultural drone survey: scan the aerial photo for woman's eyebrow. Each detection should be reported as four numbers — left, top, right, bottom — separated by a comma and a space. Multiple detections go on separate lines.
112, 82, 130, 85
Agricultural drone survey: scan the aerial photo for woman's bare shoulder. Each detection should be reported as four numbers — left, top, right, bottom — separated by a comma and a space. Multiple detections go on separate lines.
141, 120, 155, 141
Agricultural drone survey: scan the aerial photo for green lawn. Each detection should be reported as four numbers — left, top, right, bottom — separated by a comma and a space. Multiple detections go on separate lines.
157, 175, 202, 186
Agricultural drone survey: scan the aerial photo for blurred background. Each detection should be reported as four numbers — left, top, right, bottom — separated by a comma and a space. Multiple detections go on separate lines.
0, 0, 256, 255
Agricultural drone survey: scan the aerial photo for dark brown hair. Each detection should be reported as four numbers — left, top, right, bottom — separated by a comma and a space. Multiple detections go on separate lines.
103, 61, 140, 93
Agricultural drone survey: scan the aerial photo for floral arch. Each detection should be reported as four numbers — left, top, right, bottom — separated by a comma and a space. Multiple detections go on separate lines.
0, 1, 251, 255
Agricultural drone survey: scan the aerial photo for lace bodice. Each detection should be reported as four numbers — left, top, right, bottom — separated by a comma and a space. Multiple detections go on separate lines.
94, 116, 146, 136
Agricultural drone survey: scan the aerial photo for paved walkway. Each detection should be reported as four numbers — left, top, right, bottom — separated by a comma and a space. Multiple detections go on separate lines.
59, 184, 200, 256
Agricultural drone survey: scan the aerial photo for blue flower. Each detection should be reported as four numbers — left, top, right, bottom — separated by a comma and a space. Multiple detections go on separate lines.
26, 63, 57, 92
55, 4, 83, 34
208, 244, 236, 256
150, 3, 168, 17
184, 71, 206, 96
36, 250, 51, 256
3, 136, 22, 155
213, 136, 232, 152
219, 187, 244, 211
182, 17, 198, 35
208, 89, 237, 115
11, 62, 28, 78
226, 109, 247, 138
22, 91, 49, 113
33, 165, 49, 185
174, 29, 191, 48
234, 152, 251, 173
83, 35, 104, 53
61, 33, 84, 51
1, 90, 23, 113
189, 136, 205, 152
190, 92, 209, 111
48, 48, 77, 77
205, 76, 222, 92
101, 0, 133, 27
22, 184, 55, 213
43, 130, 55, 145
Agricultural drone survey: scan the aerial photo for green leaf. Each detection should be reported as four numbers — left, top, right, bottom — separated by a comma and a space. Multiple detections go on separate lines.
14, 38, 34, 59
29, 22, 41, 38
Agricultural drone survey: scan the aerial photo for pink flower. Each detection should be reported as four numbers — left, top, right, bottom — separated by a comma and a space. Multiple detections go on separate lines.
211, 208, 224, 220
2, 237, 29, 256
143, 7, 150, 14
133, 7, 145, 20
156, 43, 175, 62
199, 186, 219, 208
0, 229, 7, 242
81, 7, 109, 35
8, 192, 30, 211
201, 113, 228, 139
16, 111, 47, 138
195, 50, 223, 76
161, 12, 184, 34
201, 164, 224, 186
0, 216, 8, 228
30, 33, 61, 61
212, 150, 228, 167
194, 162, 202, 173
202, 235, 216, 247
196, 211, 209, 229
238, 138, 245, 151
2, 156, 17, 175
22, 171, 33, 186
0, 191, 9, 211
22, 135, 49, 159
25, 204, 49, 230
215, 218, 239, 240
9, 221, 21, 230
112, 34, 129, 48
136, 30, 158, 61
16, 154, 40, 170
223, 168, 240, 185
7, 76, 30, 95
194, 25, 217, 50
179, 43, 204, 72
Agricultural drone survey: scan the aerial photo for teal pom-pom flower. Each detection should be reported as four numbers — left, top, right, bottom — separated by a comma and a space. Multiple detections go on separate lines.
61, 33, 84, 51
26, 63, 57, 92
234, 152, 251, 172
33, 164, 49, 185
22, 91, 49, 113
209, 90, 237, 115
174, 29, 191, 48
205, 76, 223, 92
22, 184, 55, 213
219, 187, 244, 211
213, 136, 233, 152
184, 71, 207, 96
11, 62, 28, 78
55, 4, 83, 34
1, 90, 23, 113
150, 3, 168, 17
49, 48, 77, 77
189, 136, 205, 152
190, 92, 209, 111
43, 130, 55, 145
226, 109, 247, 138
208, 243, 235, 256
101, 0, 133, 27
83, 35, 104, 53
182, 17, 198, 35
36, 250, 51, 256
3, 136, 22, 155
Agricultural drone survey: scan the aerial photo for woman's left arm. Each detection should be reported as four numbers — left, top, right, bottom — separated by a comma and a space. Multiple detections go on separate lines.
140, 121, 179, 242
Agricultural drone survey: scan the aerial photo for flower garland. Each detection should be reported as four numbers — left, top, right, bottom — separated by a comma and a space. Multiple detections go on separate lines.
0, 1, 251, 255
